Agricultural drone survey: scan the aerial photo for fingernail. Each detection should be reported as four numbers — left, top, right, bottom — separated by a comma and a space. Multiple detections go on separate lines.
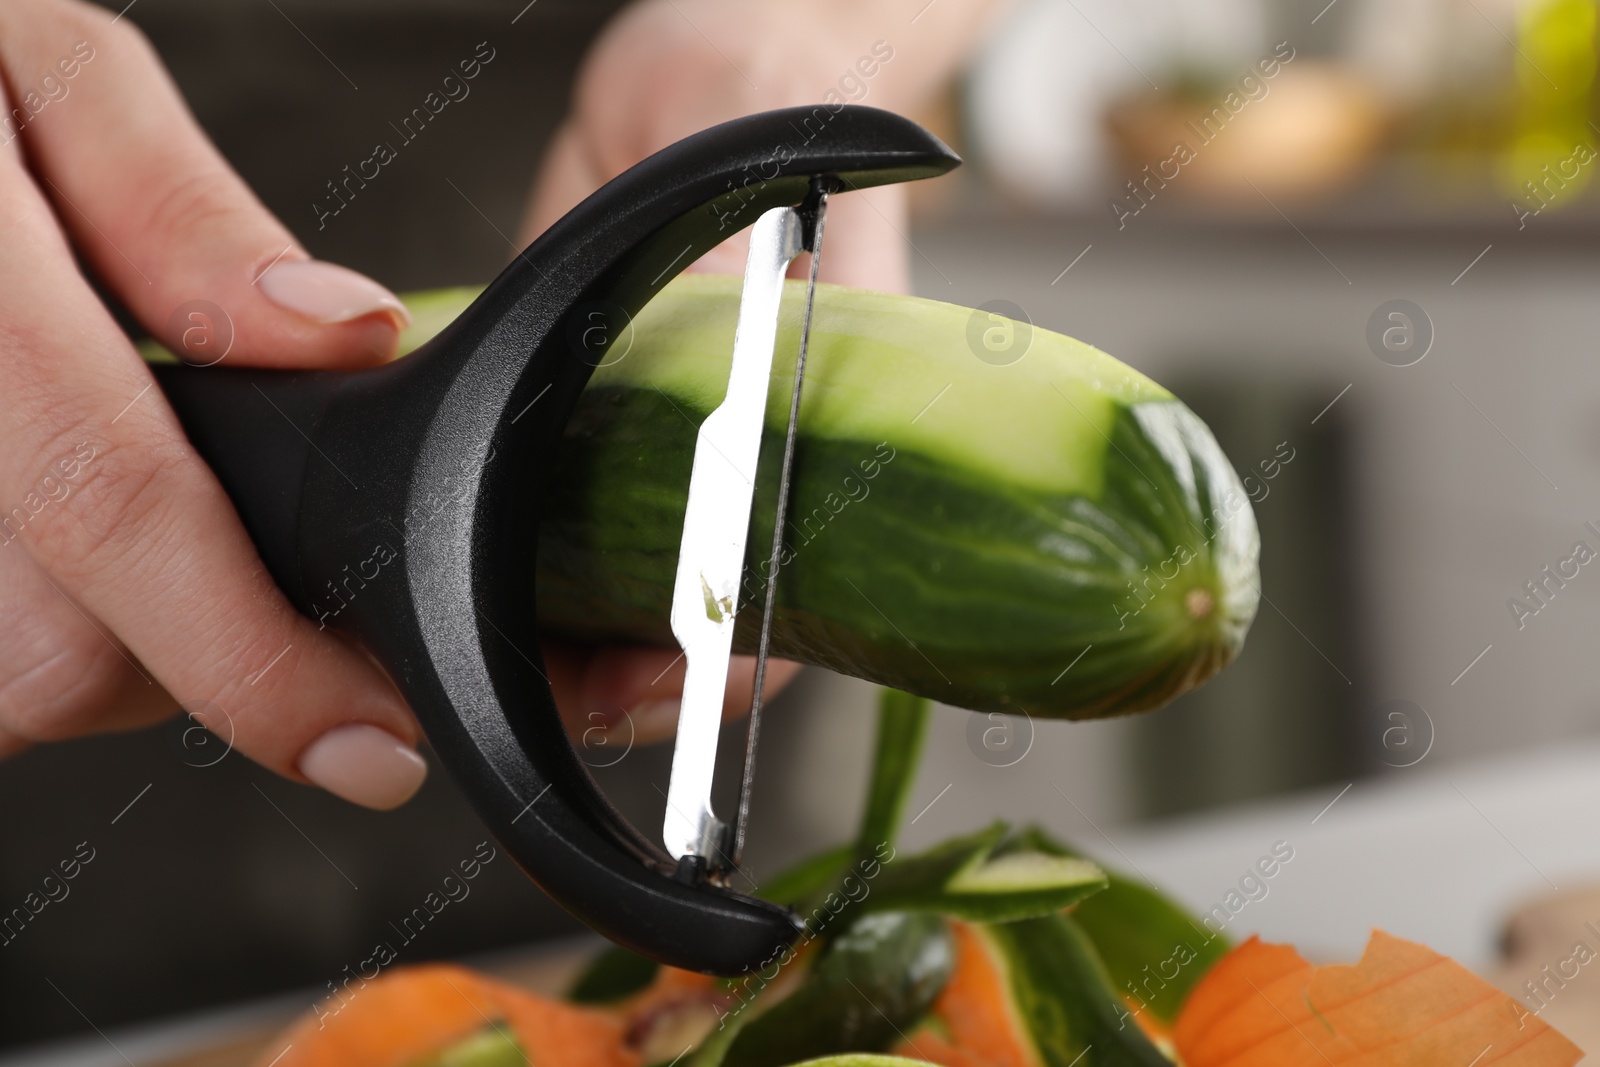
298, 723, 427, 810
258, 260, 411, 328
626, 699, 682, 744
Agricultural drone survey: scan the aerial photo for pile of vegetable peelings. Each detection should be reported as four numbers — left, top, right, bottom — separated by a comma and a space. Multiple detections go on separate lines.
259, 692, 1581, 1067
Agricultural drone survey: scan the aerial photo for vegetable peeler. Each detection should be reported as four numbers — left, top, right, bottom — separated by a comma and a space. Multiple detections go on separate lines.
151, 106, 959, 976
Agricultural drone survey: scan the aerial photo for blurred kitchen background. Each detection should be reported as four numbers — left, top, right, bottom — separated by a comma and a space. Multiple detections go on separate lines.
8, 0, 1600, 1056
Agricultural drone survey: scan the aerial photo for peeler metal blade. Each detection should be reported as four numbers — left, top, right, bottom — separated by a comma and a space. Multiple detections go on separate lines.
664, 199, 822, 869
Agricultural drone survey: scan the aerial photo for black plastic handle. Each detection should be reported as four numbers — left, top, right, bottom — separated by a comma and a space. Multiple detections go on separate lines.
154, 106, 959, 975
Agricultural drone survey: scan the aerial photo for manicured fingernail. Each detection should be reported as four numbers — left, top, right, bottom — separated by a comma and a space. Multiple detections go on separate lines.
626, 699, 682, 744
298, 723, 427, 810
258, 260, 411, 328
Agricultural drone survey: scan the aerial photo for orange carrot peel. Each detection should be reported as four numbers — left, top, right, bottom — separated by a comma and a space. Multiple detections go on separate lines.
255, 963, 638, 1067
1173, 931, 1583, 1066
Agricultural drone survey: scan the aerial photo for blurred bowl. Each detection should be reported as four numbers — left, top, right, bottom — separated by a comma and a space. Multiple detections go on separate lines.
1488, 884, 1600, 1049
1104, 61, 1387, 203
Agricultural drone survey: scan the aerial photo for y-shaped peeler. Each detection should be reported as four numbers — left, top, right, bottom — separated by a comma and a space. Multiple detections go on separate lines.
152, 106, 959, 975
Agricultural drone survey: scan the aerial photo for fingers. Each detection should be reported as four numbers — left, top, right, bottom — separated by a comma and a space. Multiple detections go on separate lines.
523, 107, 821, 752
545, 641, 803, 747
519, 120, 598, 248
0, 539, 174, 740
813, 184, 913, 293
0, 122, 425, 811
0, 0, 408, 369
689, 184, 912, 293
519, 99, 912, 293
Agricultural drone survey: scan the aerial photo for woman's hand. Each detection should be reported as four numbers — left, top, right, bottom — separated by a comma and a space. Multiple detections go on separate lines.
0, 0, 433, 807
522, 0, 1005, 742
0, 0, 1005, 807
521, 0, 935, 292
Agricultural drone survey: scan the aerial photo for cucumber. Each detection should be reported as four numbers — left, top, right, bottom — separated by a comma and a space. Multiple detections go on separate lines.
567, 943, 660, 1004
981, 916, 1172, 1066
145, 279, 1256, 718
531, 274, 1259, 718
407, 1026, 526, 1067
1003, 826, 1228, 1025
719, 911, 955, 1067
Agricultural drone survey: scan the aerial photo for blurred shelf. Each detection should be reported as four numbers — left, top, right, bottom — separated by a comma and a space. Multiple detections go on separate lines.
940, 155, 1600, 242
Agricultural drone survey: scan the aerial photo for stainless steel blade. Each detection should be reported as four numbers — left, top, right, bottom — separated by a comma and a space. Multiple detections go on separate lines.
664, 205, 805, 863
730, 189, 829, 865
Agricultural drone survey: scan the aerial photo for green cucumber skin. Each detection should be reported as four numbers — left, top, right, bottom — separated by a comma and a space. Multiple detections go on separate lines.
983, 916, 1171, 1067
567, 943, 661, 1004
720, 912, 955, 1067
538, 368, 1258, 720
1003, 826, 1227, 1024
408, 1026, 527, 1067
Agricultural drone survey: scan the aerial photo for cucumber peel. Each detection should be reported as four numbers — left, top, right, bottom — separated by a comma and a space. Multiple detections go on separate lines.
566, 943, 660, 1004
406, 1025, 525, 1067
860, 823, 1108, 924
755, 844, 856, 912
1003, 826, 1229, 1025
981, 916, 1172, 1065
564, 691, 1225, 1064
853, 689, 930, 860
717, 912, 955, 1067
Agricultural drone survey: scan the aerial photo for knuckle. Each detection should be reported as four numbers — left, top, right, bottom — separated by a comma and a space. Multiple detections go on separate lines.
0, 322, 58, 410
189, 623, 305, 730
140, 169, 255, 253
0, 625, 130, 740
21, 427, 190, 582
9, 0, 117, 42
61, 0, 137, 46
